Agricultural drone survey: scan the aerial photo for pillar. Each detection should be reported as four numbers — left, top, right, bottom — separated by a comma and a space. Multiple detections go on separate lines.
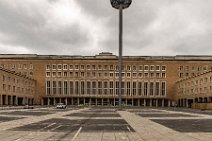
41, 99, 44, 105
156, 99, 158, 107
114, 98, 116, 106
138, 99, 140, 106
47, 98, 50, 105
84, 98, 86, 105
132, 99, 134, 106
150, 99, 152, 107
95, 98, 97, 106
71, 98, 74, 105
102, 99, 103, 106
77, 98, 79, 105
0, 95, 2, 105
5, 95, 8, 105
144, 99, 146, 107
162, 99, 164, 107
53, 98, 56, 105
65, 98, 67, 105
59, 98, 61, 103
168, 100, 171, 107
126, 99, 128, 105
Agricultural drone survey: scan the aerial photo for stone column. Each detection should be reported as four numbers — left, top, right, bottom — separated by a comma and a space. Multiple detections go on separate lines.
47, 98, 50, 106
65, 98, 67, 105
5, 95, 8, 105
77, 98, 80, 105
144, 99, 146, 107
138, 99, 140, 106
168, 100, 171, 107
102, 99, 103, 106
150, 99, 152, 107
156, 99, 158, 107
53, 98, 56, 105
132, 99, 134, 106
162, 99, 164, 107
0, 95, 2, 105
95, 98, 97, 106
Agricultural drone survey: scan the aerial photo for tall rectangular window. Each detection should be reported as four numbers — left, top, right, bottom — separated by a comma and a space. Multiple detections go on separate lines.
104, 81, 108, 95
161, 82, 166, 96
92, 81, 96, 95
150, 82, 154, 96
155, 82, 160, 96
144, 82, 148, 96
53, 80, 57, 95
127, 81, 131, 96
87, 81, 91, 95
115, 81, 119, 95
70, 81, 74, 95
132, 82, 136, 95
46, 80, 51, 95
81, 81, 85, 95
58, 81, 62, 95
109, 81, 113, 95
75, 81, 79, 95
64, 81, 68, 95
121, 82, 125, 95
98, 81, 102, 95
138, 82, 142, 96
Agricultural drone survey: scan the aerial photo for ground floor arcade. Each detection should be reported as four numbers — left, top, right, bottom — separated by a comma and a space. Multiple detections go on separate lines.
177, 97, 212, 108
0, 94, 34, 106
42, 97, 172, 107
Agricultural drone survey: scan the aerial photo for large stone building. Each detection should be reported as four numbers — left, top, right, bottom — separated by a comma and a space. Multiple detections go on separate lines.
176, 70, 212, 107
0, 67, 36, 106
0, 52, 212, 107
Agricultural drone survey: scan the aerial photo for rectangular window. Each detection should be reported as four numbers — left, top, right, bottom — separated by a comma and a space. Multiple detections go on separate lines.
52, 64, 57, 70
64, 81, 68, 95
63, 64, 68, 70
104, 81, 108, 95
138, 65, 143, 71
115, 81, 119, 95
64, 72, 68, 77
132, 82, 136, 95
144, 65, 149, 71
98, 81, 102, 95
92, 81, 96, 95
133, 66, 136, 71
69, 65, 73, 70
70, 81, 74, 95
104, 65, 108, 70
109, 81, 113, 95
81, 81, 85, 95
150, 65, 154, 71
81, 65, 85, 70
53, 80, 57, 95
150, 82, 154, 96
156, 65, 160, 71
144, 82, 148, 96
162, 65, 166, 71
58, 64, 62, 70
58, 81, 62, 95
92, 65, 96, 70
46, 81, 51, 95
52, 72, 56, 77
46, 72, 51, 77
127, 81, 130, 96
144, 73, 148, 78
138, 82, 142, 96
161, 82, 166, 96
162, 73, 166, 78
155, 82, 160, 96
75, 81, 79, 95
87, 81, 91, 95
127, 66, 131, 71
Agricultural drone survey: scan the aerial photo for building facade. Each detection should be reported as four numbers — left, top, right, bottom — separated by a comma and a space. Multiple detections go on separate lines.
176, 70, 212, 107
0, 53, 212, 107
0, 67, 36, 106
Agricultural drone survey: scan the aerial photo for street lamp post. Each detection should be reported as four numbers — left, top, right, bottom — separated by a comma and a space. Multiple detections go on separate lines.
110, 0, 132, 108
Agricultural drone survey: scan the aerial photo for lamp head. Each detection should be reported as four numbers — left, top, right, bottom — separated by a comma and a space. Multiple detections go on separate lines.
110, 0, 132, 9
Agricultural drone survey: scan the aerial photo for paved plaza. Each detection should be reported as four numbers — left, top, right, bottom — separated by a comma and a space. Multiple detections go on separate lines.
0, 106, 212, 141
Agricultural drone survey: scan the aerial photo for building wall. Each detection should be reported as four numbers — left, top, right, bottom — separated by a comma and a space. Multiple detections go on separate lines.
0, 68, 36, 106
0, 53, 212, 106
176, 71, 212, 107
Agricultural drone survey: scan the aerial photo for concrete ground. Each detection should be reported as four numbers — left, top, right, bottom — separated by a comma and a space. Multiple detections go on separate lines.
0, 106, 212, 141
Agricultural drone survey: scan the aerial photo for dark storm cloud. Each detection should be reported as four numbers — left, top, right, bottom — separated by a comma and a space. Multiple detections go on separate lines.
0, 0, 212, 56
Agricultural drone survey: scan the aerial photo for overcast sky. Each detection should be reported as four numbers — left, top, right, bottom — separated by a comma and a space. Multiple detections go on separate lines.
0, 0, 212, 56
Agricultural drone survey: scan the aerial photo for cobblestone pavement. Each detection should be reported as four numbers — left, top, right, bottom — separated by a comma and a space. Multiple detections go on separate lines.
0, 106, 212, 141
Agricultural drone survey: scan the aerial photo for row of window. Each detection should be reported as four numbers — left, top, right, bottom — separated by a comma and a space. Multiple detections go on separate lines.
0, 64, 33, 70
1, 75, 35, 86
46, 80, 166, 96
1, 84, 34, 94
178, 76, 212, 88
46, 72, 167, 78
179, 86, 212, 95
178, 65, 212, 71
46, 64, 166, 71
